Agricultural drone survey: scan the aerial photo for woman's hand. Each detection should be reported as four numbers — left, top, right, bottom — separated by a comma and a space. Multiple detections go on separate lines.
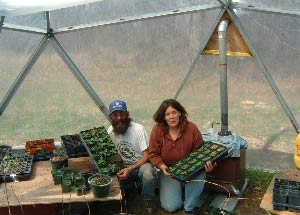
205, 161, 217, 173
160, 164, 171, 177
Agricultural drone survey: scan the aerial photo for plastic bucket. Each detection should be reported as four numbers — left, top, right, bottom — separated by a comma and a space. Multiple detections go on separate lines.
88, 174, 112, 198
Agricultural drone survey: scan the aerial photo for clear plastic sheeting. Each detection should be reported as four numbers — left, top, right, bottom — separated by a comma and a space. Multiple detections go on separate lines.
0, 31, 42, 99
0, 1, 299, 171
233, 0, 300, 10
0, 0, 103, 16
2, 0, 216, 29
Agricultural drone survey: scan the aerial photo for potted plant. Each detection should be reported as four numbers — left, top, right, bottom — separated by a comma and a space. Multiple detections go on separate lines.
88, 173, 112, 198
50, 148, 68, 170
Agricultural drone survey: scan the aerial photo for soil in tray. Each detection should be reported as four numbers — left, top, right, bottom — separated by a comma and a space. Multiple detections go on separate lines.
168, 141, 228, 181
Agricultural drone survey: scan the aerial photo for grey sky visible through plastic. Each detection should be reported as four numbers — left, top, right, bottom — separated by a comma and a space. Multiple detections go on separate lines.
0, 0, 299, 171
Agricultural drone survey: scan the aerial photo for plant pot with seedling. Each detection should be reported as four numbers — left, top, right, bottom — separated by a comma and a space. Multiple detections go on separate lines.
50, 149, 68, 170
88, 173, 112, 198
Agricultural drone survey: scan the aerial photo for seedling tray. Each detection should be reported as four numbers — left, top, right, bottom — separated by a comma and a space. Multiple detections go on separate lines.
169, 141, 229, 182
25, 138, 55, 161
61, 134, 89, 158
79, 126, 119, 176
0, 149, 33, 183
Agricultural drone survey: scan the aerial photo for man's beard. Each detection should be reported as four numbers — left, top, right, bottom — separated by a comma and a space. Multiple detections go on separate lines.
112, 118, 131, 135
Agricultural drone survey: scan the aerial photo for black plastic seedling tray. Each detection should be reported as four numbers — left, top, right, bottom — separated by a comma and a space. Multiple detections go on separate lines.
168, 141, 229, 182
0, 152, 33, 183
79, 126, 119, 176
272, 177, 300, 212
61, 134, 89, 158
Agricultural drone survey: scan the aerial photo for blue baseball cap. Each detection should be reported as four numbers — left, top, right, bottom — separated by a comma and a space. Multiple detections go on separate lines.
109, 100, 128, 114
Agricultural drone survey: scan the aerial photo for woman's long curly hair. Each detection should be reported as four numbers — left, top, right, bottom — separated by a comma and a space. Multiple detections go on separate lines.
153, 99, 187, 130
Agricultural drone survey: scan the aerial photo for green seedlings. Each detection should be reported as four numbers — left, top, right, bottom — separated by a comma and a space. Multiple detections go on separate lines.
80, 126, 118, 175
169, 141, 227, 181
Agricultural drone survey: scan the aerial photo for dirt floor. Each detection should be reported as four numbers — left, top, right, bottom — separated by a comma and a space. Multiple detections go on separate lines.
0, 183, 269, 215
87, 185, 269, 215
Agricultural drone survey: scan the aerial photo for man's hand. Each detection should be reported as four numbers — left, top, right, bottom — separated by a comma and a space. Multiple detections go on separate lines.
205, 161, 217, 173
160, 164, 171, 177
117, 167, 132, 179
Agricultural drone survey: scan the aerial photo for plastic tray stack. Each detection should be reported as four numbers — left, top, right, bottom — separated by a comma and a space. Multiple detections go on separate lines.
0, 148, 33, 182
273, 178, 300, 212
61, 134, 89, 158
79, 126, 119, 176
168, 141, 229, 182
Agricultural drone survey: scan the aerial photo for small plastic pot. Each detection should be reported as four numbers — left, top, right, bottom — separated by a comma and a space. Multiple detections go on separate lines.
73, 171, 83, 184
75, 185, 86, 196
273, 188, 288, 205
52, 169, 62, 185
288, 190, 300, 207
61, 179, 72, 193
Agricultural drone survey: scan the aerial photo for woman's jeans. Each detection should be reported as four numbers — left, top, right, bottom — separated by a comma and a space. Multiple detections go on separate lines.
159, 171, 206, 212
119, 163, 156, 201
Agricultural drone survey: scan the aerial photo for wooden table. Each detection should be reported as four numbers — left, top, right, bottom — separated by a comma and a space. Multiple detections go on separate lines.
0, 161, 121, 214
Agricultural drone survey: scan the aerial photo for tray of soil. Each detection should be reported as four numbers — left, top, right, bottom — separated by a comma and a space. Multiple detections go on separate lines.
88, 173, 112, 198
61, 134, 89, 158
168, 141, 229, 182
50, 148, 69, 170
79, 126, 119, 176
0, 148, 33, 183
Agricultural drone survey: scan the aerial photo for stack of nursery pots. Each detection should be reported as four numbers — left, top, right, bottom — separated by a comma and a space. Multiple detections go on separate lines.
50, 148, 68, 170
88, 173, 112, 198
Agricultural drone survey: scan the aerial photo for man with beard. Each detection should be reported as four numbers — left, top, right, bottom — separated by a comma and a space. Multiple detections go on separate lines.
107, 100, 156, 213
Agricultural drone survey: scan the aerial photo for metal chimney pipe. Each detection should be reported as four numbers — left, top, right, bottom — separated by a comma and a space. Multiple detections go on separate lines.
218, 19, 231, 136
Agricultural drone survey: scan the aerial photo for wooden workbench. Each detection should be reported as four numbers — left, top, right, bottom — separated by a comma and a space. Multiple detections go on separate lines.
0, 161, 121, 207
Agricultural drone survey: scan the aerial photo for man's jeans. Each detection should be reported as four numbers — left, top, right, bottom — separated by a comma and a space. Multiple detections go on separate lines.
159, 171, 206, 212
119, 163, 156, 201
